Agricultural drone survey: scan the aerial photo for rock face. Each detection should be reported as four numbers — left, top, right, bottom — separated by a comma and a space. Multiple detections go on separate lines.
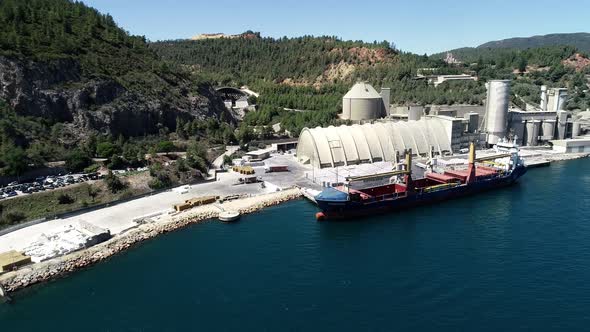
0, 56, 233, 140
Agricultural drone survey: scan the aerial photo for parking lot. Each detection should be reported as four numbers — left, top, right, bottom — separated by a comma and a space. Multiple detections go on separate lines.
0, 172, 102, 200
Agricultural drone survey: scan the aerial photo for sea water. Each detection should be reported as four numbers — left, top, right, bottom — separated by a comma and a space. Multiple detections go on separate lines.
1, 159, 590, 331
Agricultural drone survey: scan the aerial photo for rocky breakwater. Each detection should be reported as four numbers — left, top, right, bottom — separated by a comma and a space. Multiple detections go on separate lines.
0, 188, 302, 294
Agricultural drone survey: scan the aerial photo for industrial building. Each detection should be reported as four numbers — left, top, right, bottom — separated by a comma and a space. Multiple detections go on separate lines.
481, 82, 578, 146
298, 80, 586, 169
295, 116, 481, 168
341, 82, 389, 121
551, 138, 590, 153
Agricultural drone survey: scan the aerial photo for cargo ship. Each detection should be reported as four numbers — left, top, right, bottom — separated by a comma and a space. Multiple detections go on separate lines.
314, 142, 526, 220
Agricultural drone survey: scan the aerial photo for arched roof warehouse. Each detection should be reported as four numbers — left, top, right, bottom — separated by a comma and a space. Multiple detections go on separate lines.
296, 118, 452, 168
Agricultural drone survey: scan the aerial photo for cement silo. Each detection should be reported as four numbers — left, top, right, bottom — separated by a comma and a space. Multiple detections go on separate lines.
408, 105, 424, 121
541, 120, 556, 140
485, 80, 511, 145
540, 85, 548, 111
342, 82, 384, 121
525, 120, 540, 146
380, 88, 391, 115
557, 110, 568, 139
547, 88, 568, 112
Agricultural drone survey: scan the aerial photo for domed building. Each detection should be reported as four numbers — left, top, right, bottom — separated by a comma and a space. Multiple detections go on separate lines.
341, 82, 386, 121
296, 117, 453, 168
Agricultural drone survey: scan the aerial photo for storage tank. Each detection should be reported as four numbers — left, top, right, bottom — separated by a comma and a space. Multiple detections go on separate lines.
540, 85, 548, 111
342, 82, 384, 121
547, 88, 568, 112
408, 105, 424, 121
380, 88, 391, 115
541, 120, 556, 140
513, 121, 526, 145
525, 120, 540, 146
557, 110, 568, 139
485, 80, 511, 145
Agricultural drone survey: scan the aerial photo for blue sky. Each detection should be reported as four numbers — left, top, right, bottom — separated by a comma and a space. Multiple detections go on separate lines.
82, 0, 589, 54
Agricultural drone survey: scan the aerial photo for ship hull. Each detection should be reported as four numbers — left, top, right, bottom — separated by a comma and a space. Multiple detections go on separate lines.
316, 165, 526, 220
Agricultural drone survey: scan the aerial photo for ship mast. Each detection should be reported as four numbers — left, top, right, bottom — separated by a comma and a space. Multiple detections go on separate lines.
466, 142, 476, 184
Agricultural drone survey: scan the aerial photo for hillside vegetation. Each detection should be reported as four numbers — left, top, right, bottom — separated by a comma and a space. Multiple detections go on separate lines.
478, 33, 590, 52
0, 0, 235, 177
155, 34, 590, 137
152, 35, 492, 136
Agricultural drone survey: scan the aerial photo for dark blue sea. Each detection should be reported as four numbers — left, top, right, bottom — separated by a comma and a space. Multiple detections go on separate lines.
2, 158, 590, 331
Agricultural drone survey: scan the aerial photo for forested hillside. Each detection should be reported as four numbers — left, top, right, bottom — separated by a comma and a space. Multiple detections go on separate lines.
431, 43, 590, 110
152, 35, 492, 135
154, 34, 590, 136
0, 0, 235, 176
478, 33, 590, 52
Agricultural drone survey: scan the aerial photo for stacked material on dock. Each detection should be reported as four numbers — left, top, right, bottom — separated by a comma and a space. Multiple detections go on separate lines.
23, 225, 92, 262
78, 221, 111, 248
174, 195, 218, 212
232, 166, 255, 174
0, 251, 32, 272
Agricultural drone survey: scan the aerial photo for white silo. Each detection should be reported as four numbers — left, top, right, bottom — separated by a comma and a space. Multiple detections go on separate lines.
380, 88, 391, 115
525, 120, 540, 146
342, 82, 384, 121
540, 85, 548, 111
547, 88, 568, 112
541, 120, 556, 140
408, 105, 424, 121
485, 80, 511, 145
557, 110, 568, 139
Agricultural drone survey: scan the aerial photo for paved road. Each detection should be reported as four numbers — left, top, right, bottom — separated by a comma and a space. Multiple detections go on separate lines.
212, 146, 240, 169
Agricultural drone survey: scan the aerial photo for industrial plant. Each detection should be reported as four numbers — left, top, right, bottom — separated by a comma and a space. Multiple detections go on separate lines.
296, 80, 590, 169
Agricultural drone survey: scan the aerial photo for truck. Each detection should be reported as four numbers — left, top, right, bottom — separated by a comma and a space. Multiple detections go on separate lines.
264, 165, 288, 173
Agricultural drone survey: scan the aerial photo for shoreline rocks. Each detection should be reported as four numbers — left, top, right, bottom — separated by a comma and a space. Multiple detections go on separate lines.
0, 188, 302, 295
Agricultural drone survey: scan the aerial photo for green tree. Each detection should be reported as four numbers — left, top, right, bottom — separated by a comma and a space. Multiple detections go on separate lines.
1, 145, 28, 176
104, 170, 126, 193
186, 142, 208, 173
156, 141, 175, 154
96, 142, 120, 158
65, 149, 92, 172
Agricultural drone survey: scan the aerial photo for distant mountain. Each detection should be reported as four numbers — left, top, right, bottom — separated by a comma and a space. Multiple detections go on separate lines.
477, 33, 590, 52
430, 33, 590, 66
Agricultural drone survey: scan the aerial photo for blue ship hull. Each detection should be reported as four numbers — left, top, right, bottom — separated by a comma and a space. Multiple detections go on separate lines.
315, 165, 527, 220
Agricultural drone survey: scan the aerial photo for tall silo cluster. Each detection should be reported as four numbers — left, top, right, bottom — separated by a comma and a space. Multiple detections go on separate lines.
484, 80, 511, 145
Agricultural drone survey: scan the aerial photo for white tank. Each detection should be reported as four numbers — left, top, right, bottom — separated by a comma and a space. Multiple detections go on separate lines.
547, 88, 568, 112
557, 110, 568, 139
342, 82, 384, 121
485, 80, 511, 145
525, 120, 540, 146
541, 120, 555, 140
513, 121, 526, 145
408, 105, 423, 121
540, 85, 548, 111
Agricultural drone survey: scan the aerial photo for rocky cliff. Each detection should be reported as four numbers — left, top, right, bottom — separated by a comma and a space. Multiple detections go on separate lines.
0, 55, 233, 143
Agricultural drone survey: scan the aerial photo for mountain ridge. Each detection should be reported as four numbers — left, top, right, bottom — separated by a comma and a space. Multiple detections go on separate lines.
477, 32, 590, 52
